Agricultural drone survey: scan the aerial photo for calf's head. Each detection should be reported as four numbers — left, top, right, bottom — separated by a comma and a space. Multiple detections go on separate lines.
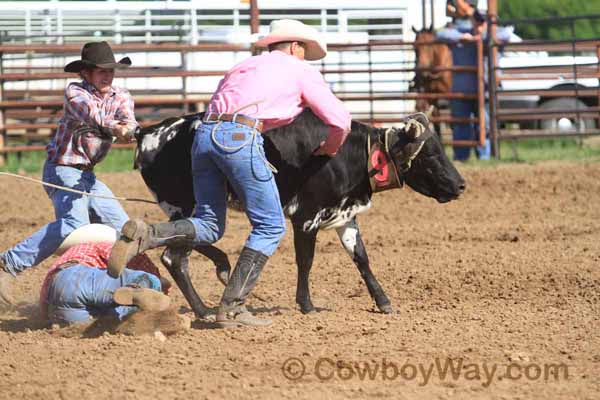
388, 113, 465, 203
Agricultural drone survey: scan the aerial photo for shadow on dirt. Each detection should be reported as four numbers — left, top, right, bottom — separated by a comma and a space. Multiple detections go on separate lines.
0, 302, 48, 333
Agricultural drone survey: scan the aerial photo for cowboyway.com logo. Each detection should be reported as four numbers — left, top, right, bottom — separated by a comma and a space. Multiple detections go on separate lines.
281, 357, 569, 387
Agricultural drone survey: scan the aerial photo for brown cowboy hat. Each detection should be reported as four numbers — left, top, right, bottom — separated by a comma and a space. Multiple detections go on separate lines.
64, 41, 131, 73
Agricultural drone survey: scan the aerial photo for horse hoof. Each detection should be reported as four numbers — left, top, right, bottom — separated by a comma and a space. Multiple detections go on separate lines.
378, 304, 393, 314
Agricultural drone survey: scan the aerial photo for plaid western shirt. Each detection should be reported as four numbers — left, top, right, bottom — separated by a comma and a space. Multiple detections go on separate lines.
46, 80, 137, 166
39, 242, 161, 318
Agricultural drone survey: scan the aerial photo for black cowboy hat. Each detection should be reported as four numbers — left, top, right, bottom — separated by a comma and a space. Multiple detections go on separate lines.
64, 41, 131, 73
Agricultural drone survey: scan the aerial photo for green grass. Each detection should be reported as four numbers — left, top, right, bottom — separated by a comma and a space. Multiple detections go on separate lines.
456, 138, 600, 167
0, 148, 137, 174
1, 138, 600, 174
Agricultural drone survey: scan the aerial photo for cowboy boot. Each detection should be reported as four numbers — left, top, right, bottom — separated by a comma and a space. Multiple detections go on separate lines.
108, 219, 196, 278
0, 258, 14, 306
113, 286, 171, 312
216, 247, 272, 328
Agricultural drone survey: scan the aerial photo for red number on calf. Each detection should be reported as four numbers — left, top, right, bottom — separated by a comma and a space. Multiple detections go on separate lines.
370, 150, 389, 184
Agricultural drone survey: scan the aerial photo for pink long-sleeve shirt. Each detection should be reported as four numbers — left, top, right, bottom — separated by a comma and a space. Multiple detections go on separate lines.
207, 50, 351, 155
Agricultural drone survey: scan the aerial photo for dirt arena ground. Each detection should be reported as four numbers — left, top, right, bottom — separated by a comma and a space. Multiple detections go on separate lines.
0, 160, 598, 400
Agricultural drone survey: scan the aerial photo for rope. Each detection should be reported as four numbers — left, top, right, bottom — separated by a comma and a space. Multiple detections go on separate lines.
231, 99, 265, 115
209, 122, 278, 174
0, 172, 158, 205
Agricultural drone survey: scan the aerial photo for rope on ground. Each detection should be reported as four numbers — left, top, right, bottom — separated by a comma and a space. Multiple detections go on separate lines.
0, 172, 158, 205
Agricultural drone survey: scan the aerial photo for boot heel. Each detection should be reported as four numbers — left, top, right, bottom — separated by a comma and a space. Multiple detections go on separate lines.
108, 220, 148, 278
121, 220, 146, 241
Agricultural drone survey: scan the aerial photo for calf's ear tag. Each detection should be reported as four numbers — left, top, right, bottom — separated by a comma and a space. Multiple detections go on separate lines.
371, 149, 390, 183
368, 142, 402, 193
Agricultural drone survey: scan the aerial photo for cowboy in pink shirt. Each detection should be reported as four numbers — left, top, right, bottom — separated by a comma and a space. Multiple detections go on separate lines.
109, 20, 351, 328
207, 33, 351, 155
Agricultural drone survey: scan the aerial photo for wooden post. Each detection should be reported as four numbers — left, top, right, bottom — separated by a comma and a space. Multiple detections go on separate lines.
0, 50, 5, 166
249, 0, 260, 56
476, 38, 486, 148
596, 45, 600, 128
181, 50, 189, 113
487, 0, 500, 159
250, 0, 260, 34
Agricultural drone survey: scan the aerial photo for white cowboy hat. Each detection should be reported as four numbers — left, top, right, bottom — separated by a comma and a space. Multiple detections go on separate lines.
55, 224, 119, 255
255, 19, 327, 61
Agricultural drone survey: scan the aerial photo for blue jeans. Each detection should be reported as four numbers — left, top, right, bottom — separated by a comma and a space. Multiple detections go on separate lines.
187, 121, 285, 256
450, 100, 491, 161
46, 265, 162, 325
1, 161, 129, 274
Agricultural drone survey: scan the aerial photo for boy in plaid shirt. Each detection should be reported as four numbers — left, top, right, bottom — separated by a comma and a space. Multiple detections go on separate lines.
0, 42, 137, 304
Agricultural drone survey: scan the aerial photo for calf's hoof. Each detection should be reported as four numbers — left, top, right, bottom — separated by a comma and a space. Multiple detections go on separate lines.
378, 303, 393, 314
216, 264, 230, 285
298, 302, 316, 315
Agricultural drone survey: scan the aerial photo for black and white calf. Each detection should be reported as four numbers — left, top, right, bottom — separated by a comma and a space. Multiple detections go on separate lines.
134, 110, 465, 316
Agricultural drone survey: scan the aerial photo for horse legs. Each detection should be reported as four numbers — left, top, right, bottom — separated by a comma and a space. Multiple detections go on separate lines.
292, 223, 318, 314
335, 218, 392, 314
160, 246, 210, 318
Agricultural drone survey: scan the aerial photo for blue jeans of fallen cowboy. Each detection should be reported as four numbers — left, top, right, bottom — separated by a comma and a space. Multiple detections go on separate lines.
187, 121, 285, 256
0, 161, 129, 275
46, 264, 162, 325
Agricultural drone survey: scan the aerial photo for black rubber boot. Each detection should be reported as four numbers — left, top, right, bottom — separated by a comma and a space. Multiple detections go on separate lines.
216, 247, 272, 328
108, 219, 196, 278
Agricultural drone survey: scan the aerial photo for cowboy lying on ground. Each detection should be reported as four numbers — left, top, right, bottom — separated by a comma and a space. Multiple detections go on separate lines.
40, 224, 174, 327
0, 41, 139, 304
107, 19, 352, 329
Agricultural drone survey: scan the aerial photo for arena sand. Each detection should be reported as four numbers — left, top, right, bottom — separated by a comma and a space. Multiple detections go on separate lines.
0, 160, 598, 399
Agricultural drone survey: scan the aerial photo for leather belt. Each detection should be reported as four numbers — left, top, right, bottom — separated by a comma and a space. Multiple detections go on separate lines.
203, 113, 263, 132
57, 260, 81, 270
47, 261, 80, 285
